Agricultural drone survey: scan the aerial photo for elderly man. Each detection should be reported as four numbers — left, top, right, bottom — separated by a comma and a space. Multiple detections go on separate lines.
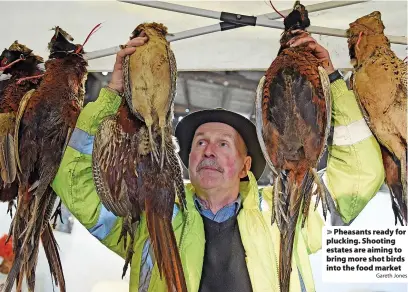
51, 32, 384, 292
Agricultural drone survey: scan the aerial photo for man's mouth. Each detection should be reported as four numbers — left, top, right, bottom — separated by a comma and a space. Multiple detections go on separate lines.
199, 166, 220, 172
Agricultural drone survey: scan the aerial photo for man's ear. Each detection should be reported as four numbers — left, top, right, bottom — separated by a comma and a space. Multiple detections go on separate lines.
239, 155, 252, 179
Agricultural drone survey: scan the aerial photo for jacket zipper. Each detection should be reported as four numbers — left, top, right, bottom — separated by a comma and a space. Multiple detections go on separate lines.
179, 209, 189, 250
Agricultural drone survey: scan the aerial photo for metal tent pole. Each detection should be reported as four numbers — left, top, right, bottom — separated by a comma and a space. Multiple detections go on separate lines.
167, 0, 370, 42
84, 46, 123, 61
262, 1, 370, 19
255, 18, 407, 44
0, 0, 405, 79
84, 0, 375, 60
120, 0, 407, 45
121, 0, 369, 24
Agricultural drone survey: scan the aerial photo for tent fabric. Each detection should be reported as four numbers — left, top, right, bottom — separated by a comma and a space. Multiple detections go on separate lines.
0, 1, 405, 72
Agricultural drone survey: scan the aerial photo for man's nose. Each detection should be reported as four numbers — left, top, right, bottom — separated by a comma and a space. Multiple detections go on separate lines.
203, 143, 216, 158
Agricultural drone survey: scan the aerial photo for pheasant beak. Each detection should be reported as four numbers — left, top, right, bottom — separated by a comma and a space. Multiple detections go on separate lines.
75, 45, 84, 54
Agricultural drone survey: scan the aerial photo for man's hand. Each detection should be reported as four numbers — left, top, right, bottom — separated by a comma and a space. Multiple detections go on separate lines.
287, 30, 335, 75
108, 32, 148, 93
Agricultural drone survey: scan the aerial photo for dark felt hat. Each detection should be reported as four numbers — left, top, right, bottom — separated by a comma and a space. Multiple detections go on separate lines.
174, 108, 266, 181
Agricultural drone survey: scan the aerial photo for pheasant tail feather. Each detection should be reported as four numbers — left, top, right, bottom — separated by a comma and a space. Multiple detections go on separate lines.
145, 201, 187, 292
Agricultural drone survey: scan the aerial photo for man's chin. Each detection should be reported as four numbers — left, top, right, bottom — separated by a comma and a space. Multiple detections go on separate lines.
196, 175, 223, 189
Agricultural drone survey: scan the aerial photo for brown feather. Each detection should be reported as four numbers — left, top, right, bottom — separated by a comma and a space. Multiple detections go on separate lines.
93, 102, 187, 291
381, 146, 407, 225
41, 221, 66, 291
347, 11, 407, 225
255, 6, 331, 290
0, 45, 44, 212
0, 133, 16, 184
93, 22, 186, 291
146, 201, 187, 292
4, 30, 86, 292
13, 89, 35, 174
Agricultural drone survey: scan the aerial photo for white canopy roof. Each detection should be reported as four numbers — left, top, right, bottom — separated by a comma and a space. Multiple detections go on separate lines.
0, 0, 406, 72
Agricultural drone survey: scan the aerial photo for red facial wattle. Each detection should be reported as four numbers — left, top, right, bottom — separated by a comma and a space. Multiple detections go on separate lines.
0, 58, 7, 67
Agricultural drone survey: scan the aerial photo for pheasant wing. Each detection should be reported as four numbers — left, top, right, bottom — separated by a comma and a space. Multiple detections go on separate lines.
0, 113, 16, 184
92, 115, 132, 217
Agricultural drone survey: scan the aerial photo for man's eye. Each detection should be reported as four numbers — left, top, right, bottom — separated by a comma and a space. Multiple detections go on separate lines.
220, 142, 227, 147
198, 141, 205, 146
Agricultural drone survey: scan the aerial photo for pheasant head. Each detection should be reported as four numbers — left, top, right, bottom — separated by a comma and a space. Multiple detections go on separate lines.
279, 1, 311, 53
130, 22, 168, 40
0, 41, 43, 74
347, 11, 389, 67
48, 26, 83, 58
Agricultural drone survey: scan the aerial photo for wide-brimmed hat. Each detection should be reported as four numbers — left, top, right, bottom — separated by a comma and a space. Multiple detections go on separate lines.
174, 108, 266, 181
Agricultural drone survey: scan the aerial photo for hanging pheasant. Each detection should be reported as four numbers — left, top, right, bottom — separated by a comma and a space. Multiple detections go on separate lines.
123, 23, 178, 168
92, 23, 187, 292
0, 41, 44, 218
255, 2, 331, 292
1, 25, 93, 292
347, 11, 407, 226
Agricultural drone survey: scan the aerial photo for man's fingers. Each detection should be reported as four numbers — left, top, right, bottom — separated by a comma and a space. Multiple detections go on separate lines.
122, 47, 138, 56
116, 47, 137, 59
289, 36, 317, 47
126, 36, 148, 47
113, 35, 148, 69
116, 36, 148, 57
290, 29, 310, 36
114, 47, 137, 70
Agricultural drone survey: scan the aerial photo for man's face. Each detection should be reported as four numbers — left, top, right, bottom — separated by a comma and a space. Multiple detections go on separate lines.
188, 122, 252, 191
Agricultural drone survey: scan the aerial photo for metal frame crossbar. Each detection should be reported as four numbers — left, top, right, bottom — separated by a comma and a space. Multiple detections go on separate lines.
1, 0, 407, 78
164, 1, 370, 42
121, 0, 407, 44
84, 0, 392, 61
84, 0, 406, 61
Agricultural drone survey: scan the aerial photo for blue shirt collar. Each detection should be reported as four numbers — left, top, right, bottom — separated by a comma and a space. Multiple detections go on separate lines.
193, 194, 242, 223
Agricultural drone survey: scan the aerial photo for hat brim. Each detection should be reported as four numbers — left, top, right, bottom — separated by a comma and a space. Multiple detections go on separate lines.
175, 109, 266, 181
